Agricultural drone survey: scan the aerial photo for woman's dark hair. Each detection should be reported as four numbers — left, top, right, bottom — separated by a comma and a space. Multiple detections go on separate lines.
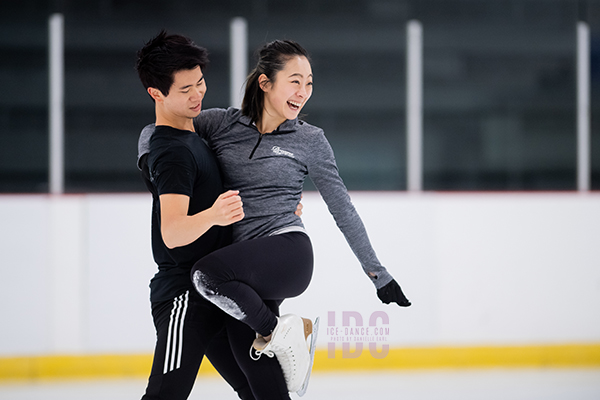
135, 30, 209, 98
241, 40, 310, 123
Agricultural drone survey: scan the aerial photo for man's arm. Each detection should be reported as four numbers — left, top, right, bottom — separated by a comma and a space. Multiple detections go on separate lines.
160, 190, 244, 249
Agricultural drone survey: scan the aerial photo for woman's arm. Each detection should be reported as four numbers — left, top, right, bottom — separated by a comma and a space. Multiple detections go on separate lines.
307, 133, 410, 305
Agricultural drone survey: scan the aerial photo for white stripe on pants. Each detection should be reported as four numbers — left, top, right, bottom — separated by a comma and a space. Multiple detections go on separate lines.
163, 291, 189, 374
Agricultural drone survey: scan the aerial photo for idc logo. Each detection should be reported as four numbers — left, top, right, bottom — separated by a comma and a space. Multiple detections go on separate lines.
326, 311, 390, 359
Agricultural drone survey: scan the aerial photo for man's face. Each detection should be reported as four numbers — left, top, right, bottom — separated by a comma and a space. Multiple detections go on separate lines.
160, 65, 207, 119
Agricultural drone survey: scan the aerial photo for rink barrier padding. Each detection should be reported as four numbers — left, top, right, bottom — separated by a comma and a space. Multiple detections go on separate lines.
1, 343, 599, 381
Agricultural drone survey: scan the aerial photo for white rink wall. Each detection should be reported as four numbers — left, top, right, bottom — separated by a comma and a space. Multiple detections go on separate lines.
0, 192, 599, 357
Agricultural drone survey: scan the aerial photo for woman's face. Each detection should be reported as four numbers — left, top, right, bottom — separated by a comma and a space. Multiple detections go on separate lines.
261, 56, 313, 123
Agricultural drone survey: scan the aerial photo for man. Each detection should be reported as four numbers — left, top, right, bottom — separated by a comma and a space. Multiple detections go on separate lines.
135, 31, 292, 400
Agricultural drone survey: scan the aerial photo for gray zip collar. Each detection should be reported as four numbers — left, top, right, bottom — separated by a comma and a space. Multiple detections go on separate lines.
237, 114, 301, 135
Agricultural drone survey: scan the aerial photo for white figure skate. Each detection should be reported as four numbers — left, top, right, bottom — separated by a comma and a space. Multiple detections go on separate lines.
250, 314, 314, 393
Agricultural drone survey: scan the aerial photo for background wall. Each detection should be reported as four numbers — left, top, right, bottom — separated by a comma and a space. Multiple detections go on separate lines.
1, 192, 598, 358
1, 0, 600, 377
1, 0, 599, 192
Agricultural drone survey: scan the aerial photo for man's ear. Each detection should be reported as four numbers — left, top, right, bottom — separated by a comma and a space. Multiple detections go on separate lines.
258, 74, 270, 92
148, 87, 164, 102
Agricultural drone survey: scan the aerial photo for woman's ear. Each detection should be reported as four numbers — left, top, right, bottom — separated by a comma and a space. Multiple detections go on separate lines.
258, 74, 270, 92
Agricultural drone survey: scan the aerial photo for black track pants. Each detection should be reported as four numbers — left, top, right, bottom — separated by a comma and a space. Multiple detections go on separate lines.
191, 232, 314, 336
141, 290, 289, 400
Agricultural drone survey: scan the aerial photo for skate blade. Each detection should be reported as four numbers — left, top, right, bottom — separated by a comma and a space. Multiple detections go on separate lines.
297, 316, 319, 397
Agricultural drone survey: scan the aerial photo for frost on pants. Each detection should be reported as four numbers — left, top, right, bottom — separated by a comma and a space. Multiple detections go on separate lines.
192, 270, 246, 321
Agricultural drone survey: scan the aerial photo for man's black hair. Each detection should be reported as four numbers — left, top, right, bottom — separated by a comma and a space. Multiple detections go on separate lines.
136, 30, 209, 97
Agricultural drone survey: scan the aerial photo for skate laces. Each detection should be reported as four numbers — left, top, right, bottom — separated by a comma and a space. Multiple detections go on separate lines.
250, 334, 275, 361
249, 345, 275, 361
248, 332, 299, 375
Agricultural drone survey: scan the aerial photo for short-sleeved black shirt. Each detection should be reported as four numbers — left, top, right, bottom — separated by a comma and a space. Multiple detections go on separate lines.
141, 125, 232, 302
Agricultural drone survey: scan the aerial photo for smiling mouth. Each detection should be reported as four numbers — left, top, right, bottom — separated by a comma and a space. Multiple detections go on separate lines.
287, 100, 301, 111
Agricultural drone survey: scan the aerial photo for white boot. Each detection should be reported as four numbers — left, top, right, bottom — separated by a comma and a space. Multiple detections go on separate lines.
250, 314, 312, 393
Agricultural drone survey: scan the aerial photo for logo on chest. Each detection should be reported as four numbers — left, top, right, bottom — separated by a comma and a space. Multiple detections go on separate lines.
271, 146, 295, 159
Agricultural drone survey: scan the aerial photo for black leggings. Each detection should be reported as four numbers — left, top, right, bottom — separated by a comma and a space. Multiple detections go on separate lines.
191, 232, 314, 336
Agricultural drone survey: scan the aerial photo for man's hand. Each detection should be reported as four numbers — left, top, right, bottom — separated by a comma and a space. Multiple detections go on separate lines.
209, 190, 244, 226
295, 200, 303, 217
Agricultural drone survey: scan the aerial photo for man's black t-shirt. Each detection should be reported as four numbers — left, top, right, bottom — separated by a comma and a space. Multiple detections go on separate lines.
140, 125, 232, 302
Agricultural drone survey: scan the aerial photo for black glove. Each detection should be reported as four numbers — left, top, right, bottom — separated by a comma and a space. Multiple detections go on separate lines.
377, 279, 411, 307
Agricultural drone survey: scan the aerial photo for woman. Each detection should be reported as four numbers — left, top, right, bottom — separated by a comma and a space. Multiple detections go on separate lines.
190, 40, 411, 393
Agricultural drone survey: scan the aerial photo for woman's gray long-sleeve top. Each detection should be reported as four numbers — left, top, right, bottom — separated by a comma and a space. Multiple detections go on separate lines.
191, 107, 392, 289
